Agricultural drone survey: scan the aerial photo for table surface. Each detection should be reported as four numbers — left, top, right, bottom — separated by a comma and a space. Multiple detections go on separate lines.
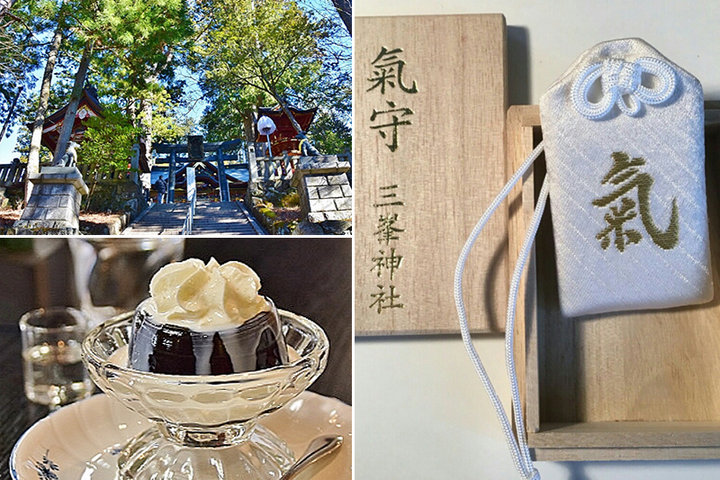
0, 325, 50, 479
0, 319, 351, 479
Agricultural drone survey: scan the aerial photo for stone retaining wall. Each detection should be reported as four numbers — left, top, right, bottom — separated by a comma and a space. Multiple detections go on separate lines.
292, 156, 352, 224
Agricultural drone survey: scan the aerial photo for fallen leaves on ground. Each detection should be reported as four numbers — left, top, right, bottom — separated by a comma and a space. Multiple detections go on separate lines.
271, 206, 302, 223
0, 207, 127, 232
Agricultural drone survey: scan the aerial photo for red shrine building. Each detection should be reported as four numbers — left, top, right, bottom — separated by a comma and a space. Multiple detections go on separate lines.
255, 105, 316, 156
34, 87, 103, 154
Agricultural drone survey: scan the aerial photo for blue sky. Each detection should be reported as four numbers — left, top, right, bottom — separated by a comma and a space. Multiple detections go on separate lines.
0, 129, 20, 163
0, 0, 348, 164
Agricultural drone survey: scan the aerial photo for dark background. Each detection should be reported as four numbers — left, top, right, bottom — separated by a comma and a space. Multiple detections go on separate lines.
183, 238, 352, 403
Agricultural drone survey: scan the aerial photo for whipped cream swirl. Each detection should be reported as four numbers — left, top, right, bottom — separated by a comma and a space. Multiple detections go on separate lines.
148, 258, 270, 329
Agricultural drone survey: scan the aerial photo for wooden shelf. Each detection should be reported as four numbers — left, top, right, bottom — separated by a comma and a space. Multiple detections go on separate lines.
533, 422, 720, 448
508, 104, 720, 461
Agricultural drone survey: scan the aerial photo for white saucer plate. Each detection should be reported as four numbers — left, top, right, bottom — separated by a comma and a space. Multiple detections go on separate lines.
11, 391, 351, 479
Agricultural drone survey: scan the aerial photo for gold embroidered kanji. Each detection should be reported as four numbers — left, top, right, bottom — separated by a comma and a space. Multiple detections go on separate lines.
592, 151, 679, 252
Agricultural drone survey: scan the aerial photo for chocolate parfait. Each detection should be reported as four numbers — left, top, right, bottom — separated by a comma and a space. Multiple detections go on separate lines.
129, 258, 288, 375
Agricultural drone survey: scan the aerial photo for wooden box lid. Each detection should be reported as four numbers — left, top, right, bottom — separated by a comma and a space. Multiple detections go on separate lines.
355, 14, 508, 335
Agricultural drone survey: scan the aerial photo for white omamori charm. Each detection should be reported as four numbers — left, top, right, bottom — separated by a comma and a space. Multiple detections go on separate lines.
541, 38, 712, 317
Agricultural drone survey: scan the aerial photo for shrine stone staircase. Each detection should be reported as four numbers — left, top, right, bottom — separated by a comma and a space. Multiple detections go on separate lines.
123, 200, 265, 235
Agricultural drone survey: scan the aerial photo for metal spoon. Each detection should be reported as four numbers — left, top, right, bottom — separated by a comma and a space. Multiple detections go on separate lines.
280, 435, 344, 480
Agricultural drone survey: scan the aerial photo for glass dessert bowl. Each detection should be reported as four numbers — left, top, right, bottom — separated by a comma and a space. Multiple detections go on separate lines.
82, 308, 329, 480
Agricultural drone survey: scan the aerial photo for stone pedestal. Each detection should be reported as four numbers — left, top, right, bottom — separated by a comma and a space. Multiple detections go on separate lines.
291, 156, 353, 225
14, 167, 89, 235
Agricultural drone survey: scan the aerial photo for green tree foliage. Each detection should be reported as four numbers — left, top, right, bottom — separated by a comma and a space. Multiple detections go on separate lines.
89, 0, 194, 143
76, 104, 140, 206
51, 0, 194, 161
307, 110, 351, 154
193, 0, 351, 151
147, 89, 194, 143
13, 0, 194, 159
2, 0, 197, 209
0, 0, 58, 144
4, 0, 350, 208
194, 0, 324, 109
77, 105, 139, 172
199, 88, 247, 142
296, 0, 351, 118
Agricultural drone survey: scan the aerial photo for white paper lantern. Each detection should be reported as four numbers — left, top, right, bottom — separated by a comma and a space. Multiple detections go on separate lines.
257, 116, 277, 135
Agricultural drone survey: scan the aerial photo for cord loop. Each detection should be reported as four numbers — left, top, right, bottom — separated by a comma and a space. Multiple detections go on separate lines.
572, 56, 677, 119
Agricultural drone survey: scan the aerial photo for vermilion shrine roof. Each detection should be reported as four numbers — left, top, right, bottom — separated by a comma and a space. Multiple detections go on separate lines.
255, 105, 316, 155
32, 87, 103, 154
28, 87, 151, 172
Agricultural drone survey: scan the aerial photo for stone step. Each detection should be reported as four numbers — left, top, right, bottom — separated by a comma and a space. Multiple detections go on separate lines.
124, 200, 263, 235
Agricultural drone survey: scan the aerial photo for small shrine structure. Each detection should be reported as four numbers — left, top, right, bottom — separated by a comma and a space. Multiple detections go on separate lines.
255, 105, 316, 156
33, 87, 103, 154
14, 86, 149, 233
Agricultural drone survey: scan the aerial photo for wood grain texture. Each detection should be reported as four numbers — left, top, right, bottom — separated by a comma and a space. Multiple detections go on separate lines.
355, 14, 508, 335
531, 421, 720, 448
509, 104, 720, 460
534, 447, 720, 462
506, 106, 541, 434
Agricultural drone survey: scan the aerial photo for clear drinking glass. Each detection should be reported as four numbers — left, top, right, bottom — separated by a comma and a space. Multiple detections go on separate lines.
20, 307, 93, 407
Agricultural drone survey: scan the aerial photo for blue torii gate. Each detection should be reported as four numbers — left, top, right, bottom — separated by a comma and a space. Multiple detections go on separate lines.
153, 138, 245, 202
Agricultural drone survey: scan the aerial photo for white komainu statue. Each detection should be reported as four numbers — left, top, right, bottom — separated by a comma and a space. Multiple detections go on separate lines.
61, 141, 79, 167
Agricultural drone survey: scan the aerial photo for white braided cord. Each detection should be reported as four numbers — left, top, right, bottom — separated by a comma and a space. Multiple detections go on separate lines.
454, 141, 546, 480
572, 56, 677, 120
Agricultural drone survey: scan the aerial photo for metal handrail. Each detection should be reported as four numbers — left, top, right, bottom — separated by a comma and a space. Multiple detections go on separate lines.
181, 166, 196, 235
